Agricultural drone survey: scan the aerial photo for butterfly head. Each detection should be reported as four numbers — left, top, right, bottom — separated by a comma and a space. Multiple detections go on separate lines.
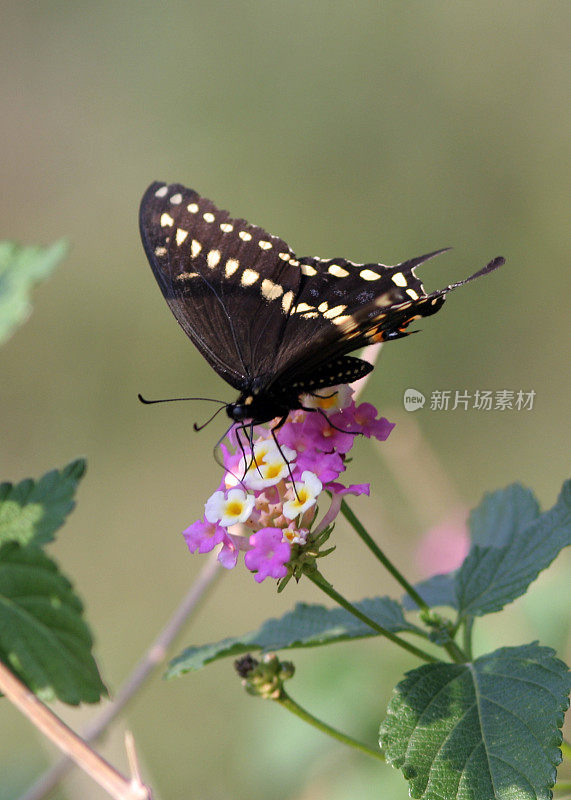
226, 391, 294, 426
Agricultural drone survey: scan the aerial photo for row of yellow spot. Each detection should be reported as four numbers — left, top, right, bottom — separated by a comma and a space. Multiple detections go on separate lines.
157, 193, 418, 294
154, 186, 421, 308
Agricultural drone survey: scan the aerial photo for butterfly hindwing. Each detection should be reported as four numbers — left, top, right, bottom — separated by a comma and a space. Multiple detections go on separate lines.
269, 250, 449, 382
270, 252, 504, 389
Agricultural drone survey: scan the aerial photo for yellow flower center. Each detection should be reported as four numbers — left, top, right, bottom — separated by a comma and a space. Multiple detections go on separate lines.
320, 395, 337, 409
292, 489, 308, 507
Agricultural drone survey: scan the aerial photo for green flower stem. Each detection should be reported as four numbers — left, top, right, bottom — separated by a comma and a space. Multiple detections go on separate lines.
443, 639, 469, 664
340, 500, 429, 613
462, 616, 474, 661
277, 689, 385, 762
561, 739, 571, 761
307, 570, 438, 663
341, 501, 469, 664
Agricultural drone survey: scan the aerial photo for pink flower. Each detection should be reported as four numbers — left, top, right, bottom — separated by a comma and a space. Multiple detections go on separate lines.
277, 419, 308, 453
301, 412, 355, 454
217, 537, 240, 569
182, 394, 394, 583
219, 443, 243, 487
244, 528, 291, 583
183, 519, 227, 554
295, 449, 345, 484
327, 482, 371, 497
334, 402, 395, 441
415, 509, 470, 578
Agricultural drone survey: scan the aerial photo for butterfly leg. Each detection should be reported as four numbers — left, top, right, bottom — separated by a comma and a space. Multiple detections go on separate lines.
235, 424, 251, 478
246, 421, 265, 480
270, 415, 301, 498
308, 390, 337, 400
303, 388, 360, 434
227, 424, 256, 492
212, 421, 235, 471
230, 421, 266, 484
299, 404, 362, 437
210, 422, 250, 493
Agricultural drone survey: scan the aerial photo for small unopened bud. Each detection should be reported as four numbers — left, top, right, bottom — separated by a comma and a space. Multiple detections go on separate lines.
234, 654, 259, 678
421, 610, 454, 644
234, 652, 295, 699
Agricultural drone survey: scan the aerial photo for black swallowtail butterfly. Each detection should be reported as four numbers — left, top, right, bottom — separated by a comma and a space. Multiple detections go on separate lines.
139, 182, 503, 427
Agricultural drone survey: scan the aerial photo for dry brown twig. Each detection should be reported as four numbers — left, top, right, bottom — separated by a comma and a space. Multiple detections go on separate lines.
0, 661, 151, 800
16, 550, 222, 800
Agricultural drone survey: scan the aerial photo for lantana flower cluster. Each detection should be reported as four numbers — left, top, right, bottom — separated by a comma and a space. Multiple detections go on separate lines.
184, 386, 394, 583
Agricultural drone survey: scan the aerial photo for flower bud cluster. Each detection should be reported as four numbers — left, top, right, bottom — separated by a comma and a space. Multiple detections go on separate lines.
234, 653, 295, 699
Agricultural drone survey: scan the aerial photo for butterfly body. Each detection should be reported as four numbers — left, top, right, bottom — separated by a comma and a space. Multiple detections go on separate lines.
139, 181, 503, 426
227, 392, 294, 426
225, 354, 374, 424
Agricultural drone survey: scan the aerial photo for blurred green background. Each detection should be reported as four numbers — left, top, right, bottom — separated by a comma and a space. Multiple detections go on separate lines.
1, 2, 569, 798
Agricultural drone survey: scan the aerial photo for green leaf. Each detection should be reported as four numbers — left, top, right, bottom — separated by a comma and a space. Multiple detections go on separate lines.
455, 480, 571, 616
0, 459, 86, 547
0, 542, 106, 704
380, 643, 570, 800
405, 482, 571, 615
0, 239, 67, 346
468, 484, 540, 547
168, 597, 421, 677
402, 574, 457, 611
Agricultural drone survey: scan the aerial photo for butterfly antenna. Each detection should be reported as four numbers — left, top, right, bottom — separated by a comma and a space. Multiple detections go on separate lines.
193, 403, 228, 432
138, 393, 227, 405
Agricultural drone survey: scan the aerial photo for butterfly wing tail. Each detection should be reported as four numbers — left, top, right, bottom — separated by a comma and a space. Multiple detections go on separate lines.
445, 255, 505, 290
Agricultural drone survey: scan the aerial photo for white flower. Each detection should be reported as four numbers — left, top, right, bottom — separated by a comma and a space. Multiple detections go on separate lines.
239, 440, 296, 490
300, 384, 353, 412
283, 525, 309, 545
282, 471, 323, 520
204, 488, 255, 527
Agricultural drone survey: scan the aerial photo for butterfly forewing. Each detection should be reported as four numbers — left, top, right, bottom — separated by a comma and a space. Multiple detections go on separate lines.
140, 182, 302, 390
